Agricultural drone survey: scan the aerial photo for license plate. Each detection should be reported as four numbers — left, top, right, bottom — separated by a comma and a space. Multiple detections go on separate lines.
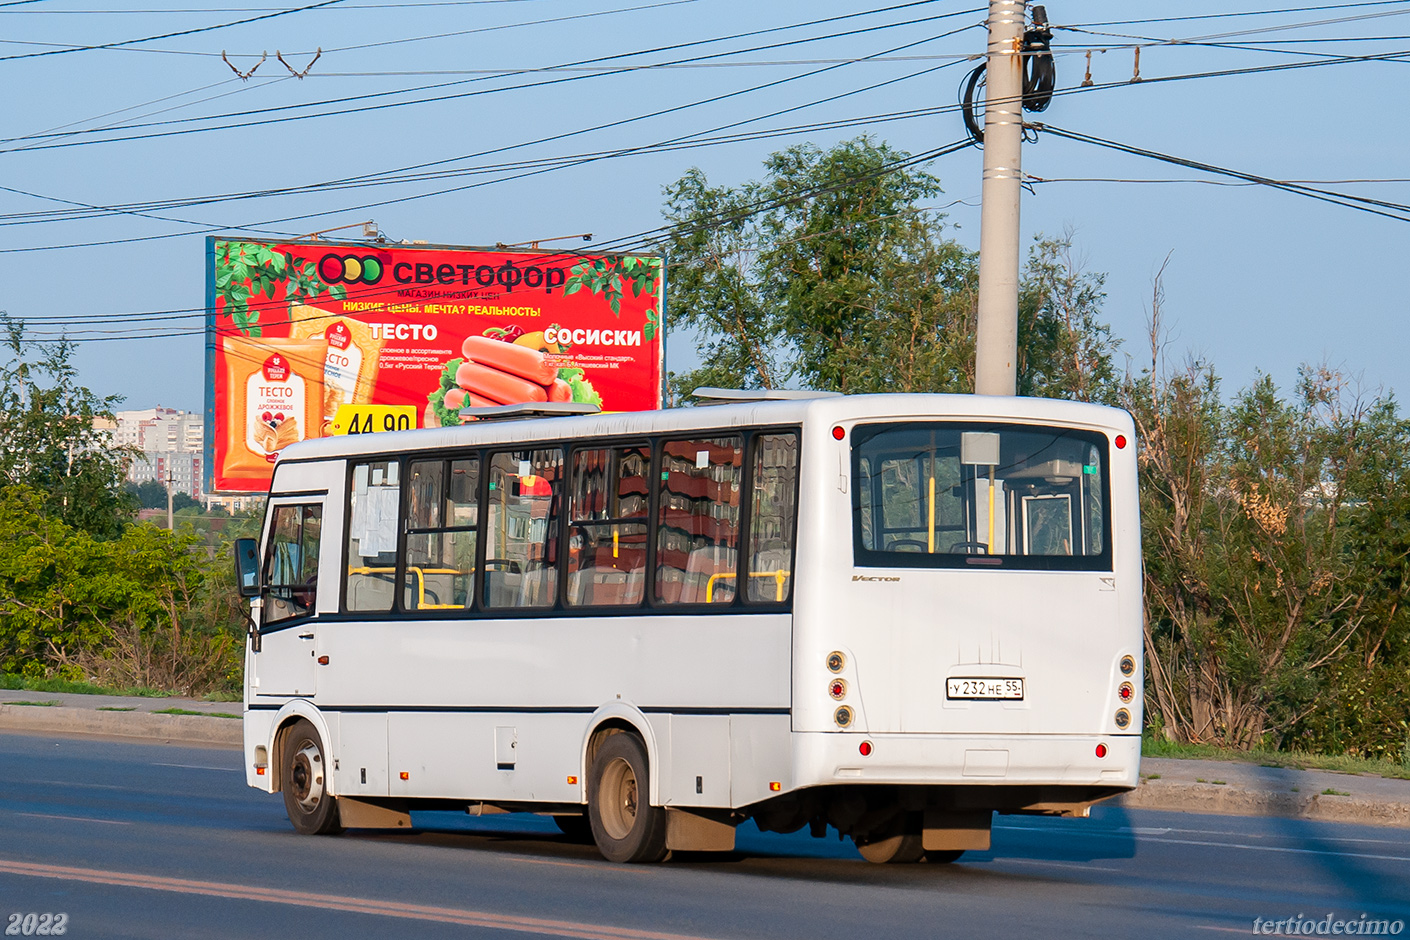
946, 677, 1025, 700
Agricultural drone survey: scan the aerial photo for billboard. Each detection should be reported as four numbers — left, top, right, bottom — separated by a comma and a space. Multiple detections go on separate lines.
204, 238, 665, 493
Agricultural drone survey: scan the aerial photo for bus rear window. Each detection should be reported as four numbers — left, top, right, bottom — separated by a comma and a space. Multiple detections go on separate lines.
852, 422, 1111, 571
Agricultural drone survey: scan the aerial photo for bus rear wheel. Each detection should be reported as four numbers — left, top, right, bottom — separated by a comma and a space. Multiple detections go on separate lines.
855, 813, 924, 864
587, 733, 668, 863
281, 719, 343, 836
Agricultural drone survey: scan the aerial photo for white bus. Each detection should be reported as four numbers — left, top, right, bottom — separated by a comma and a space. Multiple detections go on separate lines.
236, 392, 1142, 864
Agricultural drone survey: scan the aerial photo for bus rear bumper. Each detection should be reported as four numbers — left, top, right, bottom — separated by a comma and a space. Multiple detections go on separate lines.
792, 731, 1141, 791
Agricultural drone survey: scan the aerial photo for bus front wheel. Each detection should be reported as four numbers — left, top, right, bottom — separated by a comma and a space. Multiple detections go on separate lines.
280, 719, 343, 836
587, 733, 668, 863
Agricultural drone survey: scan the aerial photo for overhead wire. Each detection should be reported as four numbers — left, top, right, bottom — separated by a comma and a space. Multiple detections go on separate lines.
1032, 123, 1410, 223
11, 137, 978, 338
0, 0, 346, 62
0, 37, 977, 249
0, 3, 982, 150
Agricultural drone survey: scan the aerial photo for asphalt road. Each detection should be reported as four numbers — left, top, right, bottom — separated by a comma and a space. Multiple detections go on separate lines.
1, 731, 1407, 940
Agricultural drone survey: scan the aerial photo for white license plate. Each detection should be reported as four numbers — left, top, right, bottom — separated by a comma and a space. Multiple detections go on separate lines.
946, 677, 1025, 700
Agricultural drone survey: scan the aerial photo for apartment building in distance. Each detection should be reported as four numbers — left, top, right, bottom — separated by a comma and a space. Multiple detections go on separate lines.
106, 407, 205, 499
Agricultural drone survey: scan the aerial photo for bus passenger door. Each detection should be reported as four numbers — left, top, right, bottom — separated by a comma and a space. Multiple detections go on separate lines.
254, 500, 326, 698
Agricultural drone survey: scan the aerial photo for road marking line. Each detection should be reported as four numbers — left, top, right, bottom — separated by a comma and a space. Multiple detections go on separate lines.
993, 858, 1122, 873
996, 825, 1410, 863
0, 858, 725, 940
17, 813, 131, 826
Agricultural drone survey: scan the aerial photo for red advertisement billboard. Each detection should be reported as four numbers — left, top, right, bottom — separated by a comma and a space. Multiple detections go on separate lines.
204, 238, 665, 493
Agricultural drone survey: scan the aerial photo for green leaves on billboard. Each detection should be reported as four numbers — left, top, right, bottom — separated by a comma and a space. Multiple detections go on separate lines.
214, 241, 348, 336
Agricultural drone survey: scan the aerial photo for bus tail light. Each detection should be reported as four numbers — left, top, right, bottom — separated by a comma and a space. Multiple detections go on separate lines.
832, 426, 846, 441
859, 741, 873, 757
829, 679, 847, 700
1120, 655, 1136, 677
1114, 709, 1131, 730
827, 651, 846, 673
834, 706, 854, 728
1118, 682, 1134, 703
1095, 743, 1108, 759
1115, 434, 1127, 449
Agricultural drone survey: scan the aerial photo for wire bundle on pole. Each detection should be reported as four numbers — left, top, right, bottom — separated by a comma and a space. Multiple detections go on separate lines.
960, 4, 1055, 144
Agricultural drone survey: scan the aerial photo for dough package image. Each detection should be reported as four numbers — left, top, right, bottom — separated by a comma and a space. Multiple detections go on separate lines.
291, 304, 384, 435
219, 334, 327, 479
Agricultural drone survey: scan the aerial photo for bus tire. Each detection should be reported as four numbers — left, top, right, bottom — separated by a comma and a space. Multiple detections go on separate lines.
281, 719, 343, 836
925, 850, 965, 864
587, 732, 667, 863
855, 813, 924, 864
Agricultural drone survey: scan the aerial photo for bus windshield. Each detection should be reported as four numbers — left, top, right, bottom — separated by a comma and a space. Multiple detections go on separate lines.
852, 422, 1111, 571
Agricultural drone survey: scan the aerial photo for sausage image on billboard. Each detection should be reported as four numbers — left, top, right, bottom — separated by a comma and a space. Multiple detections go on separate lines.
206, 240, 664, 493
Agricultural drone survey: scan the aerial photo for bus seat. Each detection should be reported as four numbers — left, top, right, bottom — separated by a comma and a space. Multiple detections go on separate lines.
347, 570, 395, 611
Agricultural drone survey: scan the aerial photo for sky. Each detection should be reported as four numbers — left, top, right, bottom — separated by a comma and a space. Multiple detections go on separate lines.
2, 0, 1407, 412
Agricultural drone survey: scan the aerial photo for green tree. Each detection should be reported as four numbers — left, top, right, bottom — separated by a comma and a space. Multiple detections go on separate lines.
1017, 232, 1121, 403
1125, 280, 1385, 748
0, 315, 134, 537
660, 138, 1118, 402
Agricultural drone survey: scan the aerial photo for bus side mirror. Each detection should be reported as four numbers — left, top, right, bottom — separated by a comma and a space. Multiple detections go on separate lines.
234, 538, 261, 598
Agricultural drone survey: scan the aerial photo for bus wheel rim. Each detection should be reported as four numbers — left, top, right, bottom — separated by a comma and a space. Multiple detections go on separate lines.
291, 741, 324, 813
599, 757, 637, 840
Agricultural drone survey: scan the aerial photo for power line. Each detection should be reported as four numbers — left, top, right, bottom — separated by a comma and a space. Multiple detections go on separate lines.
1033, 123, 1410, 223
0, 0, 346, 62
0, 0, 696, 59
0, 25, 975, 229
1056, 1, 1410, 30
0, 3, 981, 151
10, 138, 977, 338
8, 41, 1410, 244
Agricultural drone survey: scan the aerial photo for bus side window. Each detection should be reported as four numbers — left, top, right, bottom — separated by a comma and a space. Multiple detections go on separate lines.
264, 503, 322, 626
566, 445, 649, 607
655, 435, 743, 605
484, 448, 563, 609
746, 432, 798, 603
346, 460, 400, 612
403, 457, 479, 610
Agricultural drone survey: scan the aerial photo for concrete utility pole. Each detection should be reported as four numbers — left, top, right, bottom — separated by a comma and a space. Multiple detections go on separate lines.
166, 469, 175, 531
974, 0, 1027, 397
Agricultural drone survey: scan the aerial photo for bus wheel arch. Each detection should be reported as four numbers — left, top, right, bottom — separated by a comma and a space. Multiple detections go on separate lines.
580, 705, 660, 804
268, 704, 334, 796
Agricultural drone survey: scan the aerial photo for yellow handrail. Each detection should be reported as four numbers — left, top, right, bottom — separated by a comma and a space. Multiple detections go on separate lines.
704, 569, 790, 603
347, 565, 467, 609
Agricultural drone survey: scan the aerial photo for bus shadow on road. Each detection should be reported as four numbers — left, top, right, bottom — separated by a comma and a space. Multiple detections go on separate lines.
354, 809, 1137, 887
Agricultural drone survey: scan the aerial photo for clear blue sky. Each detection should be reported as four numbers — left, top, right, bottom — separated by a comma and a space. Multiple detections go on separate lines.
3, 0, 1406, 410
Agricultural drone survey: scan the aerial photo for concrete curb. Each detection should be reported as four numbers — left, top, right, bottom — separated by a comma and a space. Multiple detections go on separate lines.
1117, 778, 1410, 828
0, 703, 242, 747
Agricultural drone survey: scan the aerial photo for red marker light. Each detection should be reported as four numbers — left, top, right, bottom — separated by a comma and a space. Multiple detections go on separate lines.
832, 426, 846, 441
1095, 743, 1108, 759
1115, 434, 1128, 449
859, 741, 873, 757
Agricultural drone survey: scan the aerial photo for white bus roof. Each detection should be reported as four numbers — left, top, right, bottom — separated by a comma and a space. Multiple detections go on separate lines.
275, 393, 1133, 466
